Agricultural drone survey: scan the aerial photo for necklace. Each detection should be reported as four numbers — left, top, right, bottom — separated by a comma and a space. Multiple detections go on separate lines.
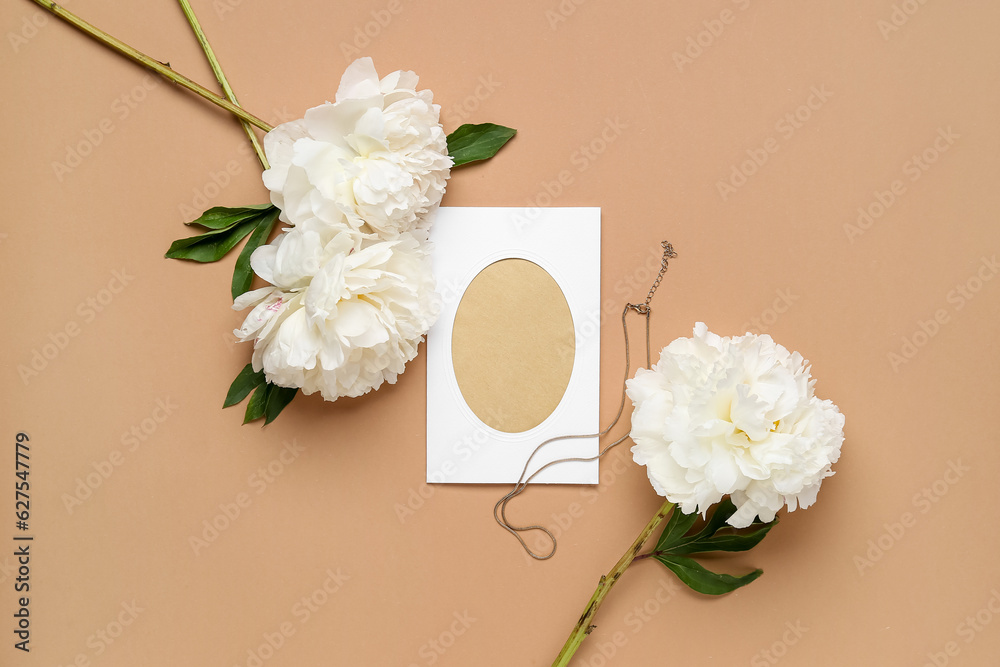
494, 241, 677, 559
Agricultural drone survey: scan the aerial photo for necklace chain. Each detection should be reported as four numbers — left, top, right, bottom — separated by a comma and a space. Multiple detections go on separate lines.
495, 240, 677, 559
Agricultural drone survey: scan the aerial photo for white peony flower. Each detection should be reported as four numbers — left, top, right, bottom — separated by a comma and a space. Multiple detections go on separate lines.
627, 323, 844, 528
261, 57, 453, 238
232, 220, 439, 401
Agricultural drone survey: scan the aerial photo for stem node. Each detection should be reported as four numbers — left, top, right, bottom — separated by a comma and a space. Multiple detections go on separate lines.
550, 499, 674, 667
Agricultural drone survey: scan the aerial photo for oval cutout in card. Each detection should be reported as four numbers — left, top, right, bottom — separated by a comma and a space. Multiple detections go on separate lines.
451, 258, 575, 434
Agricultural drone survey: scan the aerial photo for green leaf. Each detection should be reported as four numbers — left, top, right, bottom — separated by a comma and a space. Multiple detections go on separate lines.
243, 384, 267, 424
669, 521, 776, 555
165, 218, 258, 262
687, 498, 739, 541
653, 554, 763, 596
658, 498, 736, 552
446, 123, 516, 167
185, 204, 275, 230
231, 208, 280, 299
224, 363, 265, 408
263, 385, 297, 425
663, 499, 776, 554
655, 506, 700, 552
240, 381, 296, 426
167, 204, 278, 264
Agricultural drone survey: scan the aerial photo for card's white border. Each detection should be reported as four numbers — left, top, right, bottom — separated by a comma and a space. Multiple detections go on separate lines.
426, 207, 600, 484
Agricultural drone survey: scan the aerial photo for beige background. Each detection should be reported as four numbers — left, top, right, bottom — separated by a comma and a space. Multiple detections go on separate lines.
3, 0, 999, 665
452, 258, 576, 434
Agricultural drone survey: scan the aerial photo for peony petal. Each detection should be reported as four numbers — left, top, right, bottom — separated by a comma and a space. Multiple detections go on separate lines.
382, 69, 418, 94
730, 384, 770, 441
303, 254, 347, 324
249, 245, 278, 285
336, 57, 381, 102
291, 138, 351, 202
627, 324, 844, 522
232, 286, 274, 311
304, 99, 374, 148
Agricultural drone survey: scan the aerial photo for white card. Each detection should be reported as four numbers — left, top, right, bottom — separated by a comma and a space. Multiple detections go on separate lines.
426, 207, 601, 484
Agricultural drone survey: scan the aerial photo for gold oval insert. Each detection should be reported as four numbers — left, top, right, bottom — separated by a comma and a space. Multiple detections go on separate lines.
451, 258, 576, 433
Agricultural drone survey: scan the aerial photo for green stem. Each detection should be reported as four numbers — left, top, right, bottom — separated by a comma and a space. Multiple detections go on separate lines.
28, 0, 273, 132
550, 499, 675, 667
176, 0, 269, 170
